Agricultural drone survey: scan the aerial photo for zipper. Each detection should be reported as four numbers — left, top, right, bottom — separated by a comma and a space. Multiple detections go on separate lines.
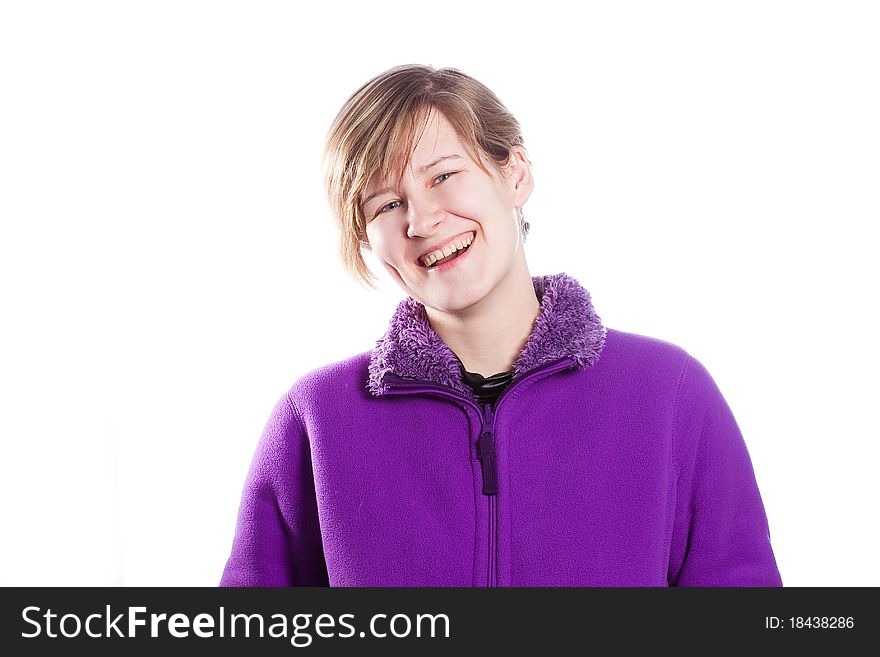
381, 356, 577, 586
479, 402, 497, 586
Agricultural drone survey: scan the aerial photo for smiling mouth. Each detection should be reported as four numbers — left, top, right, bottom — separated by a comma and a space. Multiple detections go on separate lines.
419, 232, 476, 268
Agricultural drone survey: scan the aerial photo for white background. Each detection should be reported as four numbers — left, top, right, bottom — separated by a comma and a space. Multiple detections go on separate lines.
1, 0, 877, 586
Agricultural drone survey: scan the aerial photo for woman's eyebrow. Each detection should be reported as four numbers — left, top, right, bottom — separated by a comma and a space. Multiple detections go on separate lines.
416, 153, 463, 174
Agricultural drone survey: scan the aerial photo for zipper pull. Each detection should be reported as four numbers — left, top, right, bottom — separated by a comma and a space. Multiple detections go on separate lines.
477, 430, 497, 496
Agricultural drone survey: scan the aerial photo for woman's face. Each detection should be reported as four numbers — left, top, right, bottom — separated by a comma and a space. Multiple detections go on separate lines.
362, 109, 533, 313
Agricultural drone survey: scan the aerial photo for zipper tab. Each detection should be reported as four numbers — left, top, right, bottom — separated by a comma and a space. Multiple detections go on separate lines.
476, 402, 498, 496
476, 430, 497, 496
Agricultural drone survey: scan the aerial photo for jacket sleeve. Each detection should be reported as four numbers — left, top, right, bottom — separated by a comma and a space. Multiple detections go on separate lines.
668, 354, 782, 587
219, 391, 329, 586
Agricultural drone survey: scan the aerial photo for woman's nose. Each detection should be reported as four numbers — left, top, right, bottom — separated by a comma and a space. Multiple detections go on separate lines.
405, 196, 445, 238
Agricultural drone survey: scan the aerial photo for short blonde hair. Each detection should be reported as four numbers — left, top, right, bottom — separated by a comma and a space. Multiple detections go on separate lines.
322, 64, 530, 289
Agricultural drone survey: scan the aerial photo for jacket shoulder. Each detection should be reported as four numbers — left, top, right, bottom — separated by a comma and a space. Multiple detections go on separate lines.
285, 350, 374, 411
601, 327, 695, 376
601, 328, 730, 412
604, 326, 690, 355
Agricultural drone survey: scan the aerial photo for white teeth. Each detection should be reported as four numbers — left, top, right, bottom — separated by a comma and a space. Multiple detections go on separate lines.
422, 233, 474, 267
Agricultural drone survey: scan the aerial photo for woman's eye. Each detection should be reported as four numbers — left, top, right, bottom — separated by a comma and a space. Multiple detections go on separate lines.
379, 200, 401, 214
434, 172, 454, 184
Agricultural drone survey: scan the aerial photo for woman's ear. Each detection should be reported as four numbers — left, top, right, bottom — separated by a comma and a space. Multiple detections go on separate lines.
507, 146, 534, 206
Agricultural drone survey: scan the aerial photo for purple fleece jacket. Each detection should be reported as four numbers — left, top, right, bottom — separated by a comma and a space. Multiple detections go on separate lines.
220, 272, 782, 586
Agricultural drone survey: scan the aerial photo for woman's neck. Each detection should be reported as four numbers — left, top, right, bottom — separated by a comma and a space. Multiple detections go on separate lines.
424, 261, 541, 378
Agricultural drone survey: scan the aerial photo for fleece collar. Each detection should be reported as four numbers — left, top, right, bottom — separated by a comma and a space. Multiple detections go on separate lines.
367, 272, 607, 397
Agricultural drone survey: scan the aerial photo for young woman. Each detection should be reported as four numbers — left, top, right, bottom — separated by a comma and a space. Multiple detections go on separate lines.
220, 64, 782, 587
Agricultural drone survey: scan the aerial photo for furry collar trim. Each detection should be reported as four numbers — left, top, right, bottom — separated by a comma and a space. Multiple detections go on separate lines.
367, 272, 607, 397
